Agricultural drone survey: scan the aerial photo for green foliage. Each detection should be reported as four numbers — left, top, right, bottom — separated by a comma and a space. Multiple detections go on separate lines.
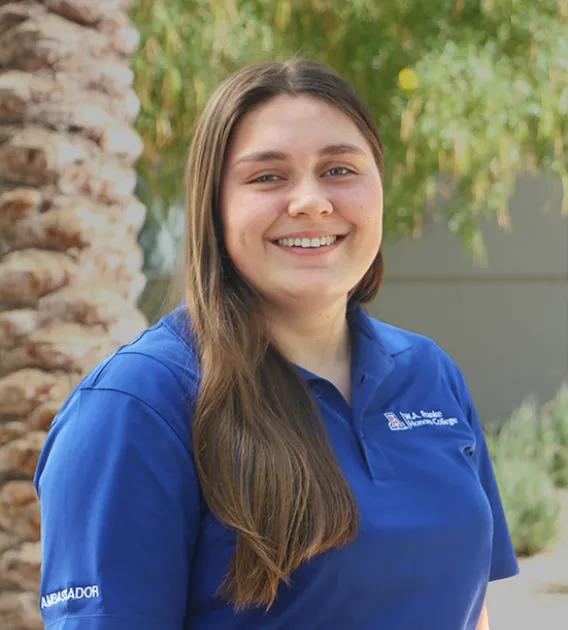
485, 384, 568, 556
540, 384, 568, 487
488, 398, 555, 468
491, 454, 559, 557
131, 0, 568, 270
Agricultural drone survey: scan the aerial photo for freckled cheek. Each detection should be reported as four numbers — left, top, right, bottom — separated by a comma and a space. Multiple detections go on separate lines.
334, 196, 383, 228
332, 180, 382, 215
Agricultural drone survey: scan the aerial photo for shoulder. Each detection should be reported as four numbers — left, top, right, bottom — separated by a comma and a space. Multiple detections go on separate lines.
364, 312, 468, 396
54, 306, 200, 449
87, 306, 198, 390
367, 313, 452, 362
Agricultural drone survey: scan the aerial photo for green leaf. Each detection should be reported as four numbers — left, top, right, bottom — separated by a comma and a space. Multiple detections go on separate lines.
130, 0, 568, 274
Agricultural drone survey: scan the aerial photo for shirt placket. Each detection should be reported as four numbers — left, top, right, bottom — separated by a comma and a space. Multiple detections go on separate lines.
352, 359, 397, 483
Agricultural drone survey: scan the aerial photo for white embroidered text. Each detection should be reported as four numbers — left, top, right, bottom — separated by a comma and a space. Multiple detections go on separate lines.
41, 585, 100, 609
385, 410, 459, 431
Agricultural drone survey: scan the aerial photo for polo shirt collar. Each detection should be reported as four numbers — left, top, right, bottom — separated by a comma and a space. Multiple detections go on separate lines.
294, 305, 411, 385
168, 302, 412, 380
349, 305, 411, 357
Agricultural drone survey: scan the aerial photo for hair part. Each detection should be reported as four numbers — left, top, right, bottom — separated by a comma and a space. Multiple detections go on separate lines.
184, 58, 384, 611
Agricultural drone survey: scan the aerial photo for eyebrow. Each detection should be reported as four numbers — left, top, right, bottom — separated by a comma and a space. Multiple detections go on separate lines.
233, 143, 366, 166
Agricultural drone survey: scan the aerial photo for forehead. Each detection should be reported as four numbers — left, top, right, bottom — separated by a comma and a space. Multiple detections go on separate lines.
227, 94, 371, 159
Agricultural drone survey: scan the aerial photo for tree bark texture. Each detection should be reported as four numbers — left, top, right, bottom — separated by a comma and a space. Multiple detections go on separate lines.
0, 2, 147, 627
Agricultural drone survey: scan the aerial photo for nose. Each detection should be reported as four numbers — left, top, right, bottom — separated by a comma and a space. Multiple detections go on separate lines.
287, 178, 333, 218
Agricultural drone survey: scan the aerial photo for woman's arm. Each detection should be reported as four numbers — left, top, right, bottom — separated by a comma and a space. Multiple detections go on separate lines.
476, 598, 490, 630
35, 385, 200, 629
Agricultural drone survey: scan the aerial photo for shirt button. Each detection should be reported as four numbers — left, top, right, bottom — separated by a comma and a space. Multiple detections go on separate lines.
312, 385, 322, 397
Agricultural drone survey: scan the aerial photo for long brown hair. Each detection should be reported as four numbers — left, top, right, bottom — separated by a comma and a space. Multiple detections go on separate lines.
184, 58, 384, 611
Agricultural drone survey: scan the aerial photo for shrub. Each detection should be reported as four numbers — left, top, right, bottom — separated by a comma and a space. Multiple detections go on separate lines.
491, 455, 560, 557
485, 396, 561, 557
486, 398, 555, 467
540, 383, 568, 488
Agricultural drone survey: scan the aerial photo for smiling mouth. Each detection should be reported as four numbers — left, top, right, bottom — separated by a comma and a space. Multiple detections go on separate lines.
274, 235, 343, 249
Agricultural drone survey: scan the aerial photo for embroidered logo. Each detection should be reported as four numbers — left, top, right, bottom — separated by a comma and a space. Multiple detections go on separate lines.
40, 585, 100, 609
385, 410, 459, 431
384, 412, 409, 431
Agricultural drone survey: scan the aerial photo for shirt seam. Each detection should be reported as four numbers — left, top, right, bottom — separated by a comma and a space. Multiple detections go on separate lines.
78, 387, 192, 459
115, 348, 198, 390
91, 325, 197, 392
161, 315, 203, 387
89, 325, 160, 386
162, 313, 197, 355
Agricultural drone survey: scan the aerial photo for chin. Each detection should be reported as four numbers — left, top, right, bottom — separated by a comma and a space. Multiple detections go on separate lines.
276, 284, 349, 307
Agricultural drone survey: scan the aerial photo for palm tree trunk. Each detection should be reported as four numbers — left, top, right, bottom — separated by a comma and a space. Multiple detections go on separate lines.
0, 2, 147, 627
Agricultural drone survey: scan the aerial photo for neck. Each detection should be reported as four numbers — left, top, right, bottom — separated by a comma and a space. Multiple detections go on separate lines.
264, 298, 351, 378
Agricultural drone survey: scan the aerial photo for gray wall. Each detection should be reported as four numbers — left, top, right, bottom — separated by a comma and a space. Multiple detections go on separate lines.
370, 175, 568, 425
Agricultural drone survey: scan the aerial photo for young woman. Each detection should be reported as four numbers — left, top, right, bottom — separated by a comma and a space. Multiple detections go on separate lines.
35, 59, 518, 630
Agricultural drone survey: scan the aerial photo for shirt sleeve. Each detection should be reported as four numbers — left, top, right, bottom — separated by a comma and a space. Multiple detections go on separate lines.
454, 370, 520, 582
34, 386, 201, 630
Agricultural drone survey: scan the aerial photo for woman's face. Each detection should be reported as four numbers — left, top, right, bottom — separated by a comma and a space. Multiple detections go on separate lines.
221, 94, 383, 310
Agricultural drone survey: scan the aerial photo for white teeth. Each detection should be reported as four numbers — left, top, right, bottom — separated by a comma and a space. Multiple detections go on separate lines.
276, 235, 338, 248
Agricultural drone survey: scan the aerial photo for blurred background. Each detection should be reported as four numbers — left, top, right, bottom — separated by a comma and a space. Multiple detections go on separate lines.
0, 1, 567, 628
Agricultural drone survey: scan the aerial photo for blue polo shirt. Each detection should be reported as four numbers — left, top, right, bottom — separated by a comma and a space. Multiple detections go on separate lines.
35, 305, 518, 630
